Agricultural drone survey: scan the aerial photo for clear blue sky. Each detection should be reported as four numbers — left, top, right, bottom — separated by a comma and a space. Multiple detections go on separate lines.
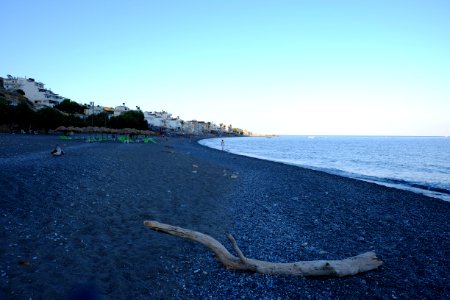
2, 0, 449, 135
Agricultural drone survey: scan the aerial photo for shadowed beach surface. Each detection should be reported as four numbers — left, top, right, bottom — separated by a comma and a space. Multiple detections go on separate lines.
0, 134, 449, 299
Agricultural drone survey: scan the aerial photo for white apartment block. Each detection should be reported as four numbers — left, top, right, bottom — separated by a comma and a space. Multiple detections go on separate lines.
144, 111, 181, 130
2, 75, 64, 107
144, 111, 164, 128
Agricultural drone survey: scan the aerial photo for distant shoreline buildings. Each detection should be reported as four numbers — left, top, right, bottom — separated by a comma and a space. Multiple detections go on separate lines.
1, 74, 250, 135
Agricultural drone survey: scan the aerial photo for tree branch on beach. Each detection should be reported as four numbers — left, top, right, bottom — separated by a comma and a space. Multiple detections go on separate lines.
144, 220, 383, 277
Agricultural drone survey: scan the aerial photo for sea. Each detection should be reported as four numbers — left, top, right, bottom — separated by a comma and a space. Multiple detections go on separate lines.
199, 135, 450, 202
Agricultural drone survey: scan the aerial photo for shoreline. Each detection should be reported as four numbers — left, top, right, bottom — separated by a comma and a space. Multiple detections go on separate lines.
1, 134, 449, 299
199, 136, 450, 203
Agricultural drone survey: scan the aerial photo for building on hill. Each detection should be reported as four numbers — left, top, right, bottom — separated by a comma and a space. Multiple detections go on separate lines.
144, 111, 177, 130
167, 117, 182, 131
114, 105, 130, 116
0, 76, 29, 107
84, 104, 105, 116
2, 75, 64, 108
182, 120, 210, 135
103, 106, 114, 116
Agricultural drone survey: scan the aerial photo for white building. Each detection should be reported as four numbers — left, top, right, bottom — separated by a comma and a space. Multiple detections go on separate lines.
182, 120, 210, 135
114, 105, 130, 116
167, 117, 182, 131
208, 122, 220, 132
144, 111, 164, 128
84, 105, 105, 116
2, 75, 64, 107
144, 111, 181, 130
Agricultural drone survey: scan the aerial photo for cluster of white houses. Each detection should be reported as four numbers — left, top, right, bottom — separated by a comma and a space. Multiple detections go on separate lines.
2, 75, 246, 135
3, 75, 64, 107
144, 111, 234, 135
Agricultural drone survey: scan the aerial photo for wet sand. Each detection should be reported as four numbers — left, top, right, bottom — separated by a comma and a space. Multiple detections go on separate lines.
0, 134, 449, 299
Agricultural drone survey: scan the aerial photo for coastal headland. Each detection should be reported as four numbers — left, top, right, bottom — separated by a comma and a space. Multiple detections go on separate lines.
0, 134, 448, 299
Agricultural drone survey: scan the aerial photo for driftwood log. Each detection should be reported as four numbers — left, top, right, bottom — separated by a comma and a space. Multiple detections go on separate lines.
144, 220, 383, 277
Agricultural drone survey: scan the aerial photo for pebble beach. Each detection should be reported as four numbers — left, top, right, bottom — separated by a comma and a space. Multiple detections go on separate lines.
0, 134, 449, 299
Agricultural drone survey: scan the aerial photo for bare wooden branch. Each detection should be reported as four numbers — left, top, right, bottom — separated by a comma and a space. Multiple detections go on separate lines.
227, 234, 247, 263
144, 220, 383, 277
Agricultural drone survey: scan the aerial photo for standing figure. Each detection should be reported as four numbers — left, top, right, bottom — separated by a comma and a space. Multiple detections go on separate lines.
221, 139, 225, 151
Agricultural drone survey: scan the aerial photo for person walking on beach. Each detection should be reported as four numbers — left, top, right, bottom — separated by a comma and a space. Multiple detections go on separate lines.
221, 139, 225, 151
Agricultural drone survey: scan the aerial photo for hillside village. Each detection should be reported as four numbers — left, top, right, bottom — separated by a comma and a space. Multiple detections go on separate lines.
0, 75, 250, 136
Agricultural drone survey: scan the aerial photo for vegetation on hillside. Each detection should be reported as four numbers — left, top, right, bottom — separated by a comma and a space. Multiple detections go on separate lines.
54, 99, 86, 114
108, 110, 148, 130
0, 96, 148, 133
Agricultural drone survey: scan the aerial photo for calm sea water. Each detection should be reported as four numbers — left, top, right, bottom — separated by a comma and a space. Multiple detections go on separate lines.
199, 136, 450, 201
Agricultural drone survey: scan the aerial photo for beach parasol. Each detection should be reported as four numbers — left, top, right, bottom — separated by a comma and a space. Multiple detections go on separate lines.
54, 126, 67, 132
66, 126, 81, 133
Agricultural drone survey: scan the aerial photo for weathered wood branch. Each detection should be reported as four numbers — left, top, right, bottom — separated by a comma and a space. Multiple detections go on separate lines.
228, 234, 247, 263
144, 220, 383, 277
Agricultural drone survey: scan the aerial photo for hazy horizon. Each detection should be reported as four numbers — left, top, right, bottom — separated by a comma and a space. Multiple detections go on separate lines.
2, 1, 449, 136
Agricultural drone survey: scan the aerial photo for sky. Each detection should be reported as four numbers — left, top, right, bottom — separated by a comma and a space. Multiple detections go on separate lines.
1, 0, 449, 136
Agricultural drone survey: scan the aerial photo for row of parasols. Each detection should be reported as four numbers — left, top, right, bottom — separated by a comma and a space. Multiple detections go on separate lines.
54, 126, 158, 136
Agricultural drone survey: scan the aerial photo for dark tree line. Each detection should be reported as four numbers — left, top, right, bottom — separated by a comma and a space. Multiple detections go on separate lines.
54, 99, 86, 114
108, 110, 148, 130
0, 97, 148, 133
